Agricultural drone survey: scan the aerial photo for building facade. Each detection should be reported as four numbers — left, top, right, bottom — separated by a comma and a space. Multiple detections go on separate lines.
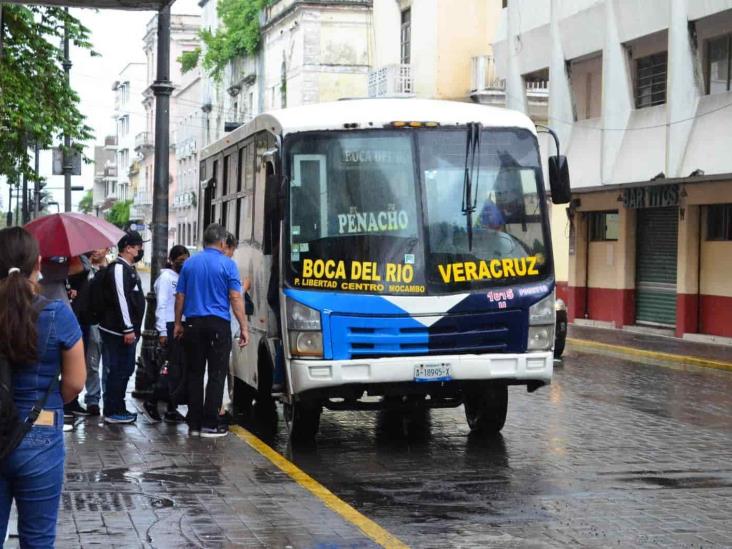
92, 136, 118, 217
112, 62, 146, 207
493, 0, 732, 340
134, 12, 200, 259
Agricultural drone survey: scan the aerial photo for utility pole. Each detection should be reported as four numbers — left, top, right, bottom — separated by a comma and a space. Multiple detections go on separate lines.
33, 143, 40, 218
62, 8, 72, 212
135, 6, 173, 398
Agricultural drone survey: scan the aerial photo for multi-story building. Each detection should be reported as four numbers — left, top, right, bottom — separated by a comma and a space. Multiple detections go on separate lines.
134, 11, 200, 259
112, 62, 146, 206
261, 0, 373, 109
493, 0, 732, 341
92, 136, 119, 217
173, 58, 202, 248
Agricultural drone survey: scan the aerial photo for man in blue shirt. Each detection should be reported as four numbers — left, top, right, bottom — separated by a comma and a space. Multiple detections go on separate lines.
174, 223, 249, 437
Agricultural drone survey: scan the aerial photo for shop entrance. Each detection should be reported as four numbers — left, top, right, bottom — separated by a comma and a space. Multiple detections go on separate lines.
635, 207, 678, 327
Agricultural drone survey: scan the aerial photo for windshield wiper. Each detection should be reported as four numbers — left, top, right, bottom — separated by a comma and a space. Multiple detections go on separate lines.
461, 122, 482, 251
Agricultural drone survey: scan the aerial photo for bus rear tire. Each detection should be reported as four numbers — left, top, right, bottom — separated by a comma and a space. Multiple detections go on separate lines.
284, 400, 322, 443
464, 382, 508, 435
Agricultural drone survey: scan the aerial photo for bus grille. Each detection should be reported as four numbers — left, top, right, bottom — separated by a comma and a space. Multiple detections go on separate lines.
329, 310, 526, 359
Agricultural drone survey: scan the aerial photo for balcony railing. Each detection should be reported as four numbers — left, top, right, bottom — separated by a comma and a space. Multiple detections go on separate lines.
104, 166, 118, 178
368, 64, 414, 98
133, 190, 153, 207
471, 55, 505, 92
134, 132, 153, 151
173, 191, 197, 210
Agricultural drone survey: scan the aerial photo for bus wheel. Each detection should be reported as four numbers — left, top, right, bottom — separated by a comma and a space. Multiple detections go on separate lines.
232, 376, 256, 420
464, 383, 508, 435
284, 400, 322, 443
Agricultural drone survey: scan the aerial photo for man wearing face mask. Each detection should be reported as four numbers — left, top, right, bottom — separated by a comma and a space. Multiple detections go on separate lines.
98, 231, 146, 424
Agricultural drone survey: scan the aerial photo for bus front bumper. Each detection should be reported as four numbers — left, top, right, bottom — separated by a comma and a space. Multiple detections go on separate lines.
289, 352, 553, 395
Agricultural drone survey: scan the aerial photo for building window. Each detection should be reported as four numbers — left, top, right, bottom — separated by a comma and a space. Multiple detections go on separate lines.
706, 34, 731, 95
635, 52, 667, 109
400, 8, 411, 65
589, 211, 619, 241
707, 204, 732, 241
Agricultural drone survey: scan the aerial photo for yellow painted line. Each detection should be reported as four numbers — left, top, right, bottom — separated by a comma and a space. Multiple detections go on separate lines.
230, 425, 409, 549
567, 337, 732, 372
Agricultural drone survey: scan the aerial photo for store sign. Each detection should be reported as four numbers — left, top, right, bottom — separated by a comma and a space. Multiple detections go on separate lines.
623, 184, 679, 209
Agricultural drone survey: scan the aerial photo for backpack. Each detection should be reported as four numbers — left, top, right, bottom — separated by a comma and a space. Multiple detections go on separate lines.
85, 266, 109, 326
0, 297, 57, 462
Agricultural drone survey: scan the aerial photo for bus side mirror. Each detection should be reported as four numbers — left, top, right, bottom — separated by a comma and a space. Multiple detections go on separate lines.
548, 155, 571, 204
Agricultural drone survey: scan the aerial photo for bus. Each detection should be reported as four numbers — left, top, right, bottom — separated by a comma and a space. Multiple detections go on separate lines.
198, 98, 571, 441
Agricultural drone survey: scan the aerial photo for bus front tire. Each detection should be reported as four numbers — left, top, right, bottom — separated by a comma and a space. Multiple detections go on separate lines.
464, 383, 508, 435
284, 400, 322, 443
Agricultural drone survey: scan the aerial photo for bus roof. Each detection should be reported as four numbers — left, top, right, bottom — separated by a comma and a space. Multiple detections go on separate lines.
200, 98, 536, 159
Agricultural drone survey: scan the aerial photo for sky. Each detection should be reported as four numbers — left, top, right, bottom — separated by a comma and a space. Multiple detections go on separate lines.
1, 0, 201, 213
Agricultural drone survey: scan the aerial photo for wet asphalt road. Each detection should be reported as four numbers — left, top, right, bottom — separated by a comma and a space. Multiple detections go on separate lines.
138, 271, 732, 547
244, 348, 732, 548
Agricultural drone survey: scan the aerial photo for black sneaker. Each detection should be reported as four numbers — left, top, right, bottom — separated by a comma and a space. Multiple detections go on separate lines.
200, 425, 229, 438
163, 410, 186, 424
142, 401, 161, 423
64, 399, 90, 417
86, 404, 100, 417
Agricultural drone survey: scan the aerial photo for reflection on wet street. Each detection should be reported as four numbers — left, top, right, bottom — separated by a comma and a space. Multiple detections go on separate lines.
251, 348, 732, 547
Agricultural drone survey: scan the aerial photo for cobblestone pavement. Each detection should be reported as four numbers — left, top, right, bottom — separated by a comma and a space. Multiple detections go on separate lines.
263, 347, 732, 548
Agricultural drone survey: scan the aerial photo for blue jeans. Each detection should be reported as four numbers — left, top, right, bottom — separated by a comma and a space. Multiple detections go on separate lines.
0, 422, 65, 548
83, 325, 102, 407
101, 331, 137, 416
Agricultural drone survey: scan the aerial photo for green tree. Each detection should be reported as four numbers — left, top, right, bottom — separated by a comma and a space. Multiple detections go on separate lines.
105, 199, 131, 228
181, 0, 272, 79
78, 189, 93, 214
0, 5, 95, 185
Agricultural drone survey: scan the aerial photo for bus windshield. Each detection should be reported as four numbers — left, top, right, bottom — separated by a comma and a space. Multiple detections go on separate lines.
286, 128, 550, 295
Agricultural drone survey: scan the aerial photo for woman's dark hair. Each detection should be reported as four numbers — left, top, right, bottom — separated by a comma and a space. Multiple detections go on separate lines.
0, 227, 41, 364
225, 232, 238, 250
169, 245, 190, 263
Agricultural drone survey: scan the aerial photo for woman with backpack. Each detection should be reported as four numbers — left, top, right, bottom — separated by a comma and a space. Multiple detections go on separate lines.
0, 227, 86, 546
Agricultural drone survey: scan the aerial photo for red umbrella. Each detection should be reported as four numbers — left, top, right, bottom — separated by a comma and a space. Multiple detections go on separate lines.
24, 213, 126, 258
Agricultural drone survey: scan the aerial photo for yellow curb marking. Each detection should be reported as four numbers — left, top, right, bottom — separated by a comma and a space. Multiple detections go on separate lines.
230, 425, 409, 549
567, 338, 732, 372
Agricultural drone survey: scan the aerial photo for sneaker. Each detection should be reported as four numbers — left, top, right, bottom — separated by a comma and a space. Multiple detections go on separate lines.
218, 411, 232, 426
164, 410, 186, 424
86, 404, 100, 416
64, 399, 90, 417
189, 429, 200, 437
200, 425, 229, 438
142, 401, 162, 423
104, 412, 137, 424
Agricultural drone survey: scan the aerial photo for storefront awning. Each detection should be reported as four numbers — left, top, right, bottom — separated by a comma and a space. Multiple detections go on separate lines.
3, 0, 174, 10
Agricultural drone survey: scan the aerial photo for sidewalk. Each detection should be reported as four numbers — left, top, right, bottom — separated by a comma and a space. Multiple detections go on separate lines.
567, 324, 732, 372
5, 414, 391, 548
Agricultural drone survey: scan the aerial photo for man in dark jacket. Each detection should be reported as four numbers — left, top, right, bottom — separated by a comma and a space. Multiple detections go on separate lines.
99, 231, 146, 424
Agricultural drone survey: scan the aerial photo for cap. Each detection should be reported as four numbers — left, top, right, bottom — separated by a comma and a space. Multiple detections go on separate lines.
117, 230, 144, 250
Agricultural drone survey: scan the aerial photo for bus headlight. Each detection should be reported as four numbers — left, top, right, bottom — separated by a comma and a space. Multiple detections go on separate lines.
286, 298, 323, 358
286, 299, 321, 331
528, 293, 555, 351
527, 325, 555, 351
289, 331, 323, 357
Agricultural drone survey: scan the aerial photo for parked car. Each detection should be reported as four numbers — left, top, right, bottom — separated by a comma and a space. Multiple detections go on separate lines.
555, 298, 568, 358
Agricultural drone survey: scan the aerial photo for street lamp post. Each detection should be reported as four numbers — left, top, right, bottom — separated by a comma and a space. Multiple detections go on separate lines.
134, 5, 173, 398
62, 8, 72, 213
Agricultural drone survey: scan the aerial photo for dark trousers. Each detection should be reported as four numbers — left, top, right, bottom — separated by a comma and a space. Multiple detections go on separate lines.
183, 316, 231, 430
100, 331, 137, 416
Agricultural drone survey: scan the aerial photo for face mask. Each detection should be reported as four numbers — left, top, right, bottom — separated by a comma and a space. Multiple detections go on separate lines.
134, 249, 144, 263
173, 262, 183, 273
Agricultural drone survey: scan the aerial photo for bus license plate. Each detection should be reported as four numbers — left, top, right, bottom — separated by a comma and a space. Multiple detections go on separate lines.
414, 363, 452, 382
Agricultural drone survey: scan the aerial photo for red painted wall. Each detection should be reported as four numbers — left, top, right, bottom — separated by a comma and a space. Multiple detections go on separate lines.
699, 294, 732, 338
565, 286, 634, 327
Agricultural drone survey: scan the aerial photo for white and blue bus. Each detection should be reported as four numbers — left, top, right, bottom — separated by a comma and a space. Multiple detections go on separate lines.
198, 99, 570, 441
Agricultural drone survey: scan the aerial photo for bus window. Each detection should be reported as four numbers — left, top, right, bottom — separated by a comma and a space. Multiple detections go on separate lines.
222, 154, 230, 196
237, 148, 244, 192
239, 194, 253, 241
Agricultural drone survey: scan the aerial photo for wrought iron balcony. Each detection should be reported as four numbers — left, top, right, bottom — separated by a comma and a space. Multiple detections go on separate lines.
134, 131, 153, 152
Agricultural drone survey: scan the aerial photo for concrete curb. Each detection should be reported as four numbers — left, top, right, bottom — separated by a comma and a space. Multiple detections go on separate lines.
567, 337, 732, 373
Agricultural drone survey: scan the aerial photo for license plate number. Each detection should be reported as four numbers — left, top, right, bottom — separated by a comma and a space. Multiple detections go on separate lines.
414, 363, 452, 382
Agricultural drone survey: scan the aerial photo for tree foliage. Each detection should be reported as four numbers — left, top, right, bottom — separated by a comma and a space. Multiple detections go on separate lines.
0, 5, 94, 184
105, 199, 132, 228
78, 189, 93, 214
197, 0, 272, 80
178, 47, 201, 74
